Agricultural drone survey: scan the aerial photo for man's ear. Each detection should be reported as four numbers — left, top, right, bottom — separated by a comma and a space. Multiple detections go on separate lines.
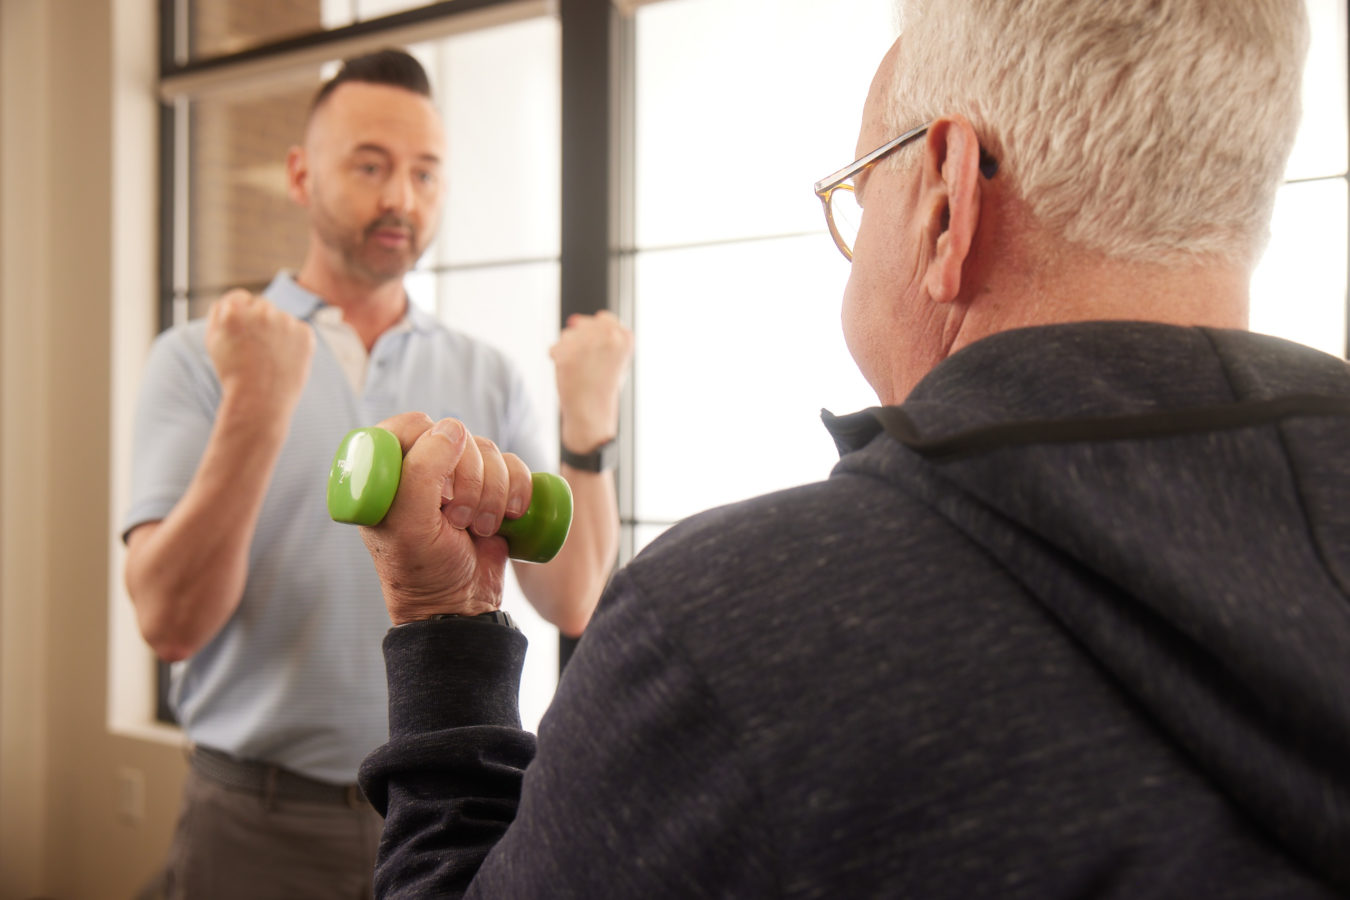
920, 115, 982, 304
286, 145, 310, 207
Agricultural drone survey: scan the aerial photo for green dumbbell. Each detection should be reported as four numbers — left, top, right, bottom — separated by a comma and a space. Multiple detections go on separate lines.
327, 426, 573, 564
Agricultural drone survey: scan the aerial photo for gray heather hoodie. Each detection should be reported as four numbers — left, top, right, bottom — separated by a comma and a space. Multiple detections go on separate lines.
363, 321, 1350, 899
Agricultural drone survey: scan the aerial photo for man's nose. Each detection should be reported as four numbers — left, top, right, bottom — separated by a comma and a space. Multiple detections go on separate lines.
381, 171, 415, 213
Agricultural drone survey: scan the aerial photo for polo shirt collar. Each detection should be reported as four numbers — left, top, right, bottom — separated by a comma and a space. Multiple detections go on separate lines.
264, 270, 439, 334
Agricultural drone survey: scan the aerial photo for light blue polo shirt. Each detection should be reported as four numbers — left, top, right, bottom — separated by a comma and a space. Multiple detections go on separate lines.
124, 272, 550, 783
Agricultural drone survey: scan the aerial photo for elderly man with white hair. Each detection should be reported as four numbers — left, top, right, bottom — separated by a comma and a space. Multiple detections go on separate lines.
353, 1, 1350, 896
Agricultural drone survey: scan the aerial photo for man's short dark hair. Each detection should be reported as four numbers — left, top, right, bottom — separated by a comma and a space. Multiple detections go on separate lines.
310, 48, 432, 114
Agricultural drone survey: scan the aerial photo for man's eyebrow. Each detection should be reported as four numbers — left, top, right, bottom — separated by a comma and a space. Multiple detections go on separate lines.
351, 143, 392, 157
350, 143, 441, 165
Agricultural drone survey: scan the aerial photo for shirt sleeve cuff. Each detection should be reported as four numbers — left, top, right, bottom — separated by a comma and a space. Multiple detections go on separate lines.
382, 618, 529, 735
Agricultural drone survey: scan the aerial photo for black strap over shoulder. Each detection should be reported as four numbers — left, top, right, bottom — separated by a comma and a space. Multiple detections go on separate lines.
846, 394, 1350, 462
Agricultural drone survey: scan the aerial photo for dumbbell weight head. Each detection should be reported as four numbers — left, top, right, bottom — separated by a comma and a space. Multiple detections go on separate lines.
327, 426, 404, 528
493, 472, 574, 564
327, 426, 572, 564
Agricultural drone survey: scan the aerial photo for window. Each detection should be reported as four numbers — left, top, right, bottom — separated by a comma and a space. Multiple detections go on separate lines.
627, 0, 895, 548
623, 0, 1350, 559
1250, 0, 1349, 356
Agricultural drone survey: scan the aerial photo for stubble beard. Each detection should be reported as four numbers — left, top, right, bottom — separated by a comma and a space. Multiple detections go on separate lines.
312, 197, 429, 287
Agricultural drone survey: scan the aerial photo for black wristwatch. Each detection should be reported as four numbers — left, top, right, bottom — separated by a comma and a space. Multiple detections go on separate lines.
426, 610, 518, 629
560, 439, 618, 473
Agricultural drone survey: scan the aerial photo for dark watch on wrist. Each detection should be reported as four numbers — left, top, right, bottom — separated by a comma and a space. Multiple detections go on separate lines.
560, 438, 618, 473
426, 610, 518, 629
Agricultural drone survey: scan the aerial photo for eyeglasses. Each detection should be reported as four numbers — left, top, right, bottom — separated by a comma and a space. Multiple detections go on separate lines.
813, 122, 932, 262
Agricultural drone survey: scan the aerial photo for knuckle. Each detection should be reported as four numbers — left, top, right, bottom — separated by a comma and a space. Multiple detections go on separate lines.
458, 467, 485, 494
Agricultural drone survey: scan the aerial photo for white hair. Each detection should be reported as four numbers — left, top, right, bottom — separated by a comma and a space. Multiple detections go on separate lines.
891, 0, 1309, 266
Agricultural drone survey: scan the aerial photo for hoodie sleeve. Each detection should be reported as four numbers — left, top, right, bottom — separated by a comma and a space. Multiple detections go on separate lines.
359, 566, 769, 899
358, 619, 536, 899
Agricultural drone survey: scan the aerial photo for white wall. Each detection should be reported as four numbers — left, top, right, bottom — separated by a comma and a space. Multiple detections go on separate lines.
0, 1, 186, 896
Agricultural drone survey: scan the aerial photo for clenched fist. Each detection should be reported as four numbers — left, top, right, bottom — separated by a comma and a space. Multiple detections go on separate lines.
358, 412, 533, 624
550, 310, 634, 454
206, 289, 315, 423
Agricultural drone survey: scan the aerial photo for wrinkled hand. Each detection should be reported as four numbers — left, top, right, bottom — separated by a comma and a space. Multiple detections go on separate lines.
206, 289, 314, 421
358, 412, 535, 625
550, 310, 634, 453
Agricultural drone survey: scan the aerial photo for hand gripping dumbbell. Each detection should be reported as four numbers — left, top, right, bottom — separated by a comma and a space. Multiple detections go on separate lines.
326, 426, 572, 564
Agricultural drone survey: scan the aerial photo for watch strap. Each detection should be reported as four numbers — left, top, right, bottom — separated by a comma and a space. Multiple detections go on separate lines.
560, 439, 618, 473
426, 610, 518, 629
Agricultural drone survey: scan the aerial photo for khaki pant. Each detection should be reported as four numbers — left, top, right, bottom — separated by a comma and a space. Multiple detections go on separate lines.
159, 762, 384, 900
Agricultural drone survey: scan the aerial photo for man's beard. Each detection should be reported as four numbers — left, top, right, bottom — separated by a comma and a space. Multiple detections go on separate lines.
314, 202, 428, 285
